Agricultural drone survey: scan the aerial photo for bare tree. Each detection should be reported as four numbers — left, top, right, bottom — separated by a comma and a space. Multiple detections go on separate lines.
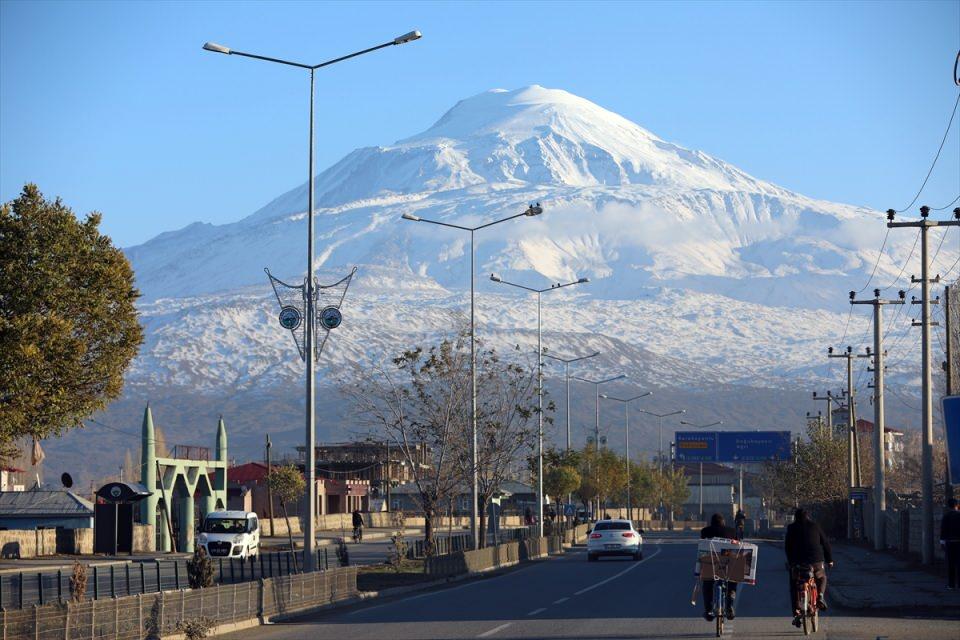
347, 334, 470, 556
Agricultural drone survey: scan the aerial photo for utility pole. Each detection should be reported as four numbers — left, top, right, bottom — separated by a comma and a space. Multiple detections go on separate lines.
812, 391, 837, 438
887, 206, 960, 564
266, 434, 275, 537
946, 284, 959, 501
851, 287, 905, 550
828, 345, 869, 538
543, 351, 600, 452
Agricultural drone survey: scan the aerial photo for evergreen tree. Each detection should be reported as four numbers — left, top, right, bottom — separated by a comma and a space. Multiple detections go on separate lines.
0, 185, 143, 460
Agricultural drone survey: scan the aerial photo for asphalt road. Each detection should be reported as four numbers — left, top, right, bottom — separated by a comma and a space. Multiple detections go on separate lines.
222, 534, 960, 640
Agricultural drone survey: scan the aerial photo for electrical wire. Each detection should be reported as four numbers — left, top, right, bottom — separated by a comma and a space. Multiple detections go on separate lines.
895, 91, 960, 213
856, 228, 890, 293
932, 195, 960, 211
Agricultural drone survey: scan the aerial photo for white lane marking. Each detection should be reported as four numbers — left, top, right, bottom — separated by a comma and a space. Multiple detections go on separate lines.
573, 547, 662, 596
526, 607, 546, 616
552, 597, 569, 604
477, 622, 512, 638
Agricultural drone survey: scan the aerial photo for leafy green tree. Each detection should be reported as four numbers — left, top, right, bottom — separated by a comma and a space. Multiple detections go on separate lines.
656, 466, 690, 519
267, 464, 306, 570
0, 185, 142, 459
543, 465, 581, 509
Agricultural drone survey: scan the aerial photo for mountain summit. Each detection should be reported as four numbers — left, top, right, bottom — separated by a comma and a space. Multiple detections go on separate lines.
127, 85, 928, 310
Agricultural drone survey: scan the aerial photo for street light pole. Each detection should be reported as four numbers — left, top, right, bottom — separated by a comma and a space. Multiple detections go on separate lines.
403, 204, 543, 549
600, 392, 652, 521
640, 409, 685, 519
204, 31, 421, 572
490, 274, 590, 537
680, 420, 722, 521
572, 374, 627, 518
543, 351, 601, 452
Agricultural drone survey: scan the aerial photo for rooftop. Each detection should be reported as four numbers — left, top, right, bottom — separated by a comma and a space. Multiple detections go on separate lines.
0, 490, 94, 517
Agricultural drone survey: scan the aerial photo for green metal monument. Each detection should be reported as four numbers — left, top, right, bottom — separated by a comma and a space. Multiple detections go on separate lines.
139, 406, 228, 552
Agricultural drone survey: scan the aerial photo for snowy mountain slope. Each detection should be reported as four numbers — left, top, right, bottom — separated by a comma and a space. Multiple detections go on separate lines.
126, 86, 946, 311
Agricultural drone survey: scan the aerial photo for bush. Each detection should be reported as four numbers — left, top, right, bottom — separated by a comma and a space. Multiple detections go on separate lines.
186, 546, 215, 589
335, 537, 350, 567
389, 532, 408, 571
175, 617, 216, 640
69, 561, 87, 602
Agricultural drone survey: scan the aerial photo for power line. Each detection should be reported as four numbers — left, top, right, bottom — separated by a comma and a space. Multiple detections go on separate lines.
932, 195, 960, 211
856, 228, 890, 293
895, 91, 960, 213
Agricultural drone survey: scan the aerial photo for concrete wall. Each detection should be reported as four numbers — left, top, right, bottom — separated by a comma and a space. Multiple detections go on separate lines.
0, 529, 57, 559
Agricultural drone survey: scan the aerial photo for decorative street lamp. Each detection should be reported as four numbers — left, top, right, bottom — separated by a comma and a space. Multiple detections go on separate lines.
204, 31, 421, 571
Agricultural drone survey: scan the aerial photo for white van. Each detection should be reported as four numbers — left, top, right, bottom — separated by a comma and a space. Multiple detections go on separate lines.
198, 511, 260, 559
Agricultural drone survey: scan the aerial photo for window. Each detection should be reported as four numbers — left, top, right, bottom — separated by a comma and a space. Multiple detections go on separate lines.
593, 521, 631, 531
249, 517, 258, 532
203, 518, 248, 534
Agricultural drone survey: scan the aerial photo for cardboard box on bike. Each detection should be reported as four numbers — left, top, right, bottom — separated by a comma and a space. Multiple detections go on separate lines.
694, 538, 758, 585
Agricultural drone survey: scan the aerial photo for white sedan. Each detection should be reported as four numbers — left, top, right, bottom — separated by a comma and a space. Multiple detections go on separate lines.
586, 519, 643, 561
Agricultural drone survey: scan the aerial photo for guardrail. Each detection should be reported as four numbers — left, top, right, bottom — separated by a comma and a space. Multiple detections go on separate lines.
0, 548, 335, 610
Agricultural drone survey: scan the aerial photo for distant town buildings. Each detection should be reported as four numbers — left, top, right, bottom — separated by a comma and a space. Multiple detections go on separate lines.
856, 419, 905, 469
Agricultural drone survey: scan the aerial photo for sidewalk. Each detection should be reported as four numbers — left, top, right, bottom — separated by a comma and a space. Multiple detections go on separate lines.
829, 542, 960, 611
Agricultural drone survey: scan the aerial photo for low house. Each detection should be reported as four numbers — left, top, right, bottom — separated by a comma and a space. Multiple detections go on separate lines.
0, 489, 94, 529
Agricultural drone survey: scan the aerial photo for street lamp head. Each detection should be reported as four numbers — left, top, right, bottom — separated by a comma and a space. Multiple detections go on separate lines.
490, 273, 502, 283
525, 203, 543, 217
202, 42, 232, 54
577, 277, 590, 284
401, 213, 421, 222
393, 30, 422, 45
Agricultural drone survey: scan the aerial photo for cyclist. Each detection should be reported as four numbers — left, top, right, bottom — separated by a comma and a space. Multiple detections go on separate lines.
700, 513, 738, 621
785, 508, 833, 627
351, 508, 364, 542
734, 509, 746, 540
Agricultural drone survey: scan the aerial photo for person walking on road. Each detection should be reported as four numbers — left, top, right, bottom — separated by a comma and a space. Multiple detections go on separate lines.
700, 513, 739, 621
351, 509, 364, 543
734, 509, 746, 540
785, 508, 833, 627
941, 498, 960, 590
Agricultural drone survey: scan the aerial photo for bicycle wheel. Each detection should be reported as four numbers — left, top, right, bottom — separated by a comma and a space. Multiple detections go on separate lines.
716, 584, 725, 637
802, 589, 810, 636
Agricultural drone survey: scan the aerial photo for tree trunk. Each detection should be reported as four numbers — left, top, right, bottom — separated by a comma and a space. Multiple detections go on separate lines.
281, 502, 300, 573
423, 498, 435, 557
478, 498, 487, 549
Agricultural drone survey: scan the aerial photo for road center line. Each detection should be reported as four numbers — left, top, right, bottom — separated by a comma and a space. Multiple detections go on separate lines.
527, 607, 546, 616
477, 622, 512, 637
553, 597, 569, 604
573, 547, 661, 596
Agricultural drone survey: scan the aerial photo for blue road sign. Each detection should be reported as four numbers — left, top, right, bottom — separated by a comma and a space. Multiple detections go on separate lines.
563, 503, 576, 517
675, 432, 718, 462
717, 431, 792, 462
943, 395, 960, 484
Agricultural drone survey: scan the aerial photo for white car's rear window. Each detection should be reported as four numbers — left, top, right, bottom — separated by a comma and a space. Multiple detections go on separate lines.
593, 522, 631, 531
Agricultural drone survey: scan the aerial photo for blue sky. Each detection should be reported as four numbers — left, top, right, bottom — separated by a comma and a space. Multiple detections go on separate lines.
1, 0, 958, 247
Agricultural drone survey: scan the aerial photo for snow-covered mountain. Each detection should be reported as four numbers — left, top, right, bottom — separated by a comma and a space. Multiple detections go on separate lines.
62, 85, 952, 482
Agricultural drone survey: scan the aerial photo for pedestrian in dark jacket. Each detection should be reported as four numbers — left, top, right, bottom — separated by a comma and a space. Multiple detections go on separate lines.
940, 498, 960, 590
784, 508, 832, 625
700, 513, 739, 621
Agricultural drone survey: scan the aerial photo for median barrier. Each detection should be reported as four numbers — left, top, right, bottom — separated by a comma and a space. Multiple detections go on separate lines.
424, 541, 522, 577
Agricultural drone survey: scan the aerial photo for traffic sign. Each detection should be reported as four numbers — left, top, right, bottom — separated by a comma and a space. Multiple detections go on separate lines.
717, 431, 792, 462
675, 432, 718, 462
849, 487, 869, 501
943, 395, 960, 484
674, 430, 792, 462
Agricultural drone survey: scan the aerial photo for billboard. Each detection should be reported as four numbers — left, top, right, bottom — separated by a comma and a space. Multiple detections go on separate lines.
674, 431, 792, 463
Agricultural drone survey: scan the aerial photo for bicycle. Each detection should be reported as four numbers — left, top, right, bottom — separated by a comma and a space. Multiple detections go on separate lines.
792, 564, 819, 635
712, 578, 730, 637
352, 525, 363, 543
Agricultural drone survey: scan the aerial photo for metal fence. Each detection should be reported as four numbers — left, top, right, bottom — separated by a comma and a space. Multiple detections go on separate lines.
0, 566, 358, 640
0, 548, 334, 610
405, 534, 472, 559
